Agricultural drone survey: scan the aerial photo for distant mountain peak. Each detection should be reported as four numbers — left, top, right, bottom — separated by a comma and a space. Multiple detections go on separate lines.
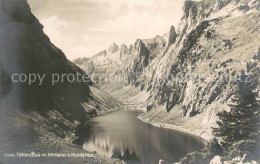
108, 42, 119, 53
168, 25, 177, 46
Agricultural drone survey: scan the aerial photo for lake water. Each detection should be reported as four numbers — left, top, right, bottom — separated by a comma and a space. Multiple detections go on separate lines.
77, 110, 207, 164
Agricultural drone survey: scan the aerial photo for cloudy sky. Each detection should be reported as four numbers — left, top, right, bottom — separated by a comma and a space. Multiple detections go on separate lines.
28, 0, 185, 60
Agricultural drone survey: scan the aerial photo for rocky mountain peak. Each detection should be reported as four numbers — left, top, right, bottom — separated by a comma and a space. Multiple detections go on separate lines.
120, 44, 128, 51
168, 25, 177, 46
183, 1, 195, 19
108, 42, 119, 53
134, 39, 145, 49
120, 44, 129, 58
133, 39, 149, 57
1, 0, 36, 24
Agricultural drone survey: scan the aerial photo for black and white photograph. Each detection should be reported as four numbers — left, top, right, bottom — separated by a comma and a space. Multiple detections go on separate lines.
0, 0, 259, 163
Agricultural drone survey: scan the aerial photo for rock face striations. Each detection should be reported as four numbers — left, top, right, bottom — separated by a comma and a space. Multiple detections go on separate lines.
75, 0, 260, 140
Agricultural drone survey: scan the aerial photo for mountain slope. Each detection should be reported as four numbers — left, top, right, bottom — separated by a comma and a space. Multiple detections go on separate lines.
0, 0, 122, 162
74, 0, 260, 141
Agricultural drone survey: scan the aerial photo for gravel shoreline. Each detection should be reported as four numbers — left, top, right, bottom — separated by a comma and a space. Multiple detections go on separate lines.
138, 113, 211, 142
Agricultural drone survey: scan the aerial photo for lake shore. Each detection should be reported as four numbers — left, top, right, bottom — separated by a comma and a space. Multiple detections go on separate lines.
138, 112, 212, 142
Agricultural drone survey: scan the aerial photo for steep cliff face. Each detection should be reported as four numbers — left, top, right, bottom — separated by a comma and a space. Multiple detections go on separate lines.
142, 0, 260, 140
75, 0, 260, 140
0, 0, 122, 158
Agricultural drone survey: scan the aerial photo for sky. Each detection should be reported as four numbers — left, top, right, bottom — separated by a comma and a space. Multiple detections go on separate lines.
28, 0, 185, 60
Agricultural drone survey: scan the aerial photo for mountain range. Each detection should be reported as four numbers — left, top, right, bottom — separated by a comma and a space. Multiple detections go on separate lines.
74, 0, 260, 141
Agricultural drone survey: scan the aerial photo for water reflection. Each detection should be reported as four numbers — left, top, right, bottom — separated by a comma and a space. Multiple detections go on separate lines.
80, 110, 206, 164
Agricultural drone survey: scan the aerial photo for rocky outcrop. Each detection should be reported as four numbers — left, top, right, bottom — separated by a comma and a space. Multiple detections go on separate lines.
120, 44, 129, 59
168, 26, 177, 46
133, 39, 150, 67
109, 43, 119, 53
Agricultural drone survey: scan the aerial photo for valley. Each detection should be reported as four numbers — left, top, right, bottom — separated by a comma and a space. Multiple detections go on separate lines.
0, 0, 259, 163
